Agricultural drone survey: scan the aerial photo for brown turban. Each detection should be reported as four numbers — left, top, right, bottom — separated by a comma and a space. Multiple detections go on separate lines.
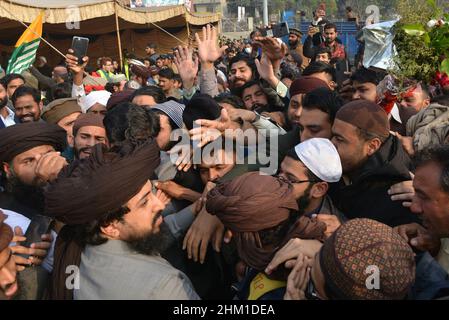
42, 98, 81, 124
44, 140, 160, 300
0, 211, 13, 254
72, 113, 105, 138
44, 140, 160, 225
335, 100, 390, 138
0, 122, 67, 163
289, 76, 328, 98
206, 172, 326, 272
320, 218, 415, 300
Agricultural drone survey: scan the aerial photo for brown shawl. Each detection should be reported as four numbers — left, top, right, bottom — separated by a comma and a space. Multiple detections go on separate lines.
206, 172, 326, 272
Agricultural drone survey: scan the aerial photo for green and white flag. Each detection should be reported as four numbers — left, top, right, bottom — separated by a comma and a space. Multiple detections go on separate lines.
7, 12, 43, 75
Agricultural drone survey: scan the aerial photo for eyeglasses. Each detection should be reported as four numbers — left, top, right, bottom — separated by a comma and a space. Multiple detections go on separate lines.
276, 174, 318, 185
289, 179, 318, 184
305, 277, 321, 300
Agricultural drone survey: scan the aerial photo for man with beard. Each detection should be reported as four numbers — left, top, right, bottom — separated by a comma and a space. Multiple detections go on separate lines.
0, 78, 18, 128
304, 23, 346, 63
329, 100, 420, 227
279, 138, 344, 220
11, 86, 43, 123
42, 98, 82, 148
205, 172, 327, 300
285, 77, 329, 130
72, 113, 109, 160
0, 122, 67, 218
44, 141, 199, 300
288, 28, 309, 71
240, 81, 270, 111
0, 211, 19, 300
229, 54, 258, 91
0, 122, 67, 299
391, 83, 431, 136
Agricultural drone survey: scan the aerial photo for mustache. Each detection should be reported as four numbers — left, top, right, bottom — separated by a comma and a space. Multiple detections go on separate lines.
151, 210, 163, 228
0, 97, 7, 108
19, 113, 34, 119
78, 147, 92, 154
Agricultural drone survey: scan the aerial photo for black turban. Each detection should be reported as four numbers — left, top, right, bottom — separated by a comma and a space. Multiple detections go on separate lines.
44, 140, 161, 225
0, 122, 67, 163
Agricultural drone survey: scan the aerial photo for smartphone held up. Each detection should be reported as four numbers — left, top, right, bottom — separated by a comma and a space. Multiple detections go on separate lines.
71, 36, 89, 65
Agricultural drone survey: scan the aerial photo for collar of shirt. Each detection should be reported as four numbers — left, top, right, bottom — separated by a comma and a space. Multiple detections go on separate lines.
0, 106, 16, 125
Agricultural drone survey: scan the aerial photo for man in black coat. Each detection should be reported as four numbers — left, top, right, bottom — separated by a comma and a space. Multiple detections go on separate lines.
329, 99, 420, 227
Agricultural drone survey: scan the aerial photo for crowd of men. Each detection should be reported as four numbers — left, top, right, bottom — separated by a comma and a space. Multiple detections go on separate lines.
1, 9, 449, 300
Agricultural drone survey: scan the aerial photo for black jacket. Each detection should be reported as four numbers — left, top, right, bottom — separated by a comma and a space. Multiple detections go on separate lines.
329, 135, 420, 227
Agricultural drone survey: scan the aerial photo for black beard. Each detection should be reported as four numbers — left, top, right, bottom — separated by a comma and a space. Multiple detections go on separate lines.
296, 185, 312, 216
0, 96, 8, 109
6, 174, 45, 213
127, 221, 171, 256
289, 40, 299, 47
74, 146, 90, 160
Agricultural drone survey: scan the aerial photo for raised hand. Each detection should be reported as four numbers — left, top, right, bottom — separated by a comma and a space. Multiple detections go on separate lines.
66, 48, 89, 86
173, 45, 198, 91
195, 24, 228, 68
253, 36, 288, 62
255, 53, 278, 88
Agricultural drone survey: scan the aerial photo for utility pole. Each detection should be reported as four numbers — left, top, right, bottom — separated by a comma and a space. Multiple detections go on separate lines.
263, 0, 268, 26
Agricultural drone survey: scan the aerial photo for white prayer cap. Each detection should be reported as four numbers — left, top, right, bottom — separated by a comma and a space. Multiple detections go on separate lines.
79, 90, 111, 113
294, 138, 342, 183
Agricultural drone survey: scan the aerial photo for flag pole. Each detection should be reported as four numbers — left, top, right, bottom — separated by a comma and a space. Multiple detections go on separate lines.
0, 4, 66, 60
114, 1, 124, 69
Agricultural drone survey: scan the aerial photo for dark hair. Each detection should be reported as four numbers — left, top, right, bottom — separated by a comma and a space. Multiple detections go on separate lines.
356, 127, 388, 144
314, 47, 332, 61
0, 77, 6, 91
4, 73, 25, 87
173, 74, 182, 85
150, 109, 178, 131
158, 68, 175, 80
280, 64, 301, 81
432, 94, 449, 106
413, 145, 449, 194
131, 86, 167, 104
419, 83, 430, 99
302, 61, 337, 83
147, 43, 157, 49
104, 82, 116, 93
103, 102, 133, 146
351, 67, 386, 85
125, 105, 161, 143
50, 82, 72, 100
214, 93, 245, 109
229, 53, 257, 78
100, 57, 112, 67
239, 80, 263, 99
83, 205, 130, 246
346, 6, 353, 12
11, 85, 40, 105
324, 23, 337, 32
303, 87, 344, 122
